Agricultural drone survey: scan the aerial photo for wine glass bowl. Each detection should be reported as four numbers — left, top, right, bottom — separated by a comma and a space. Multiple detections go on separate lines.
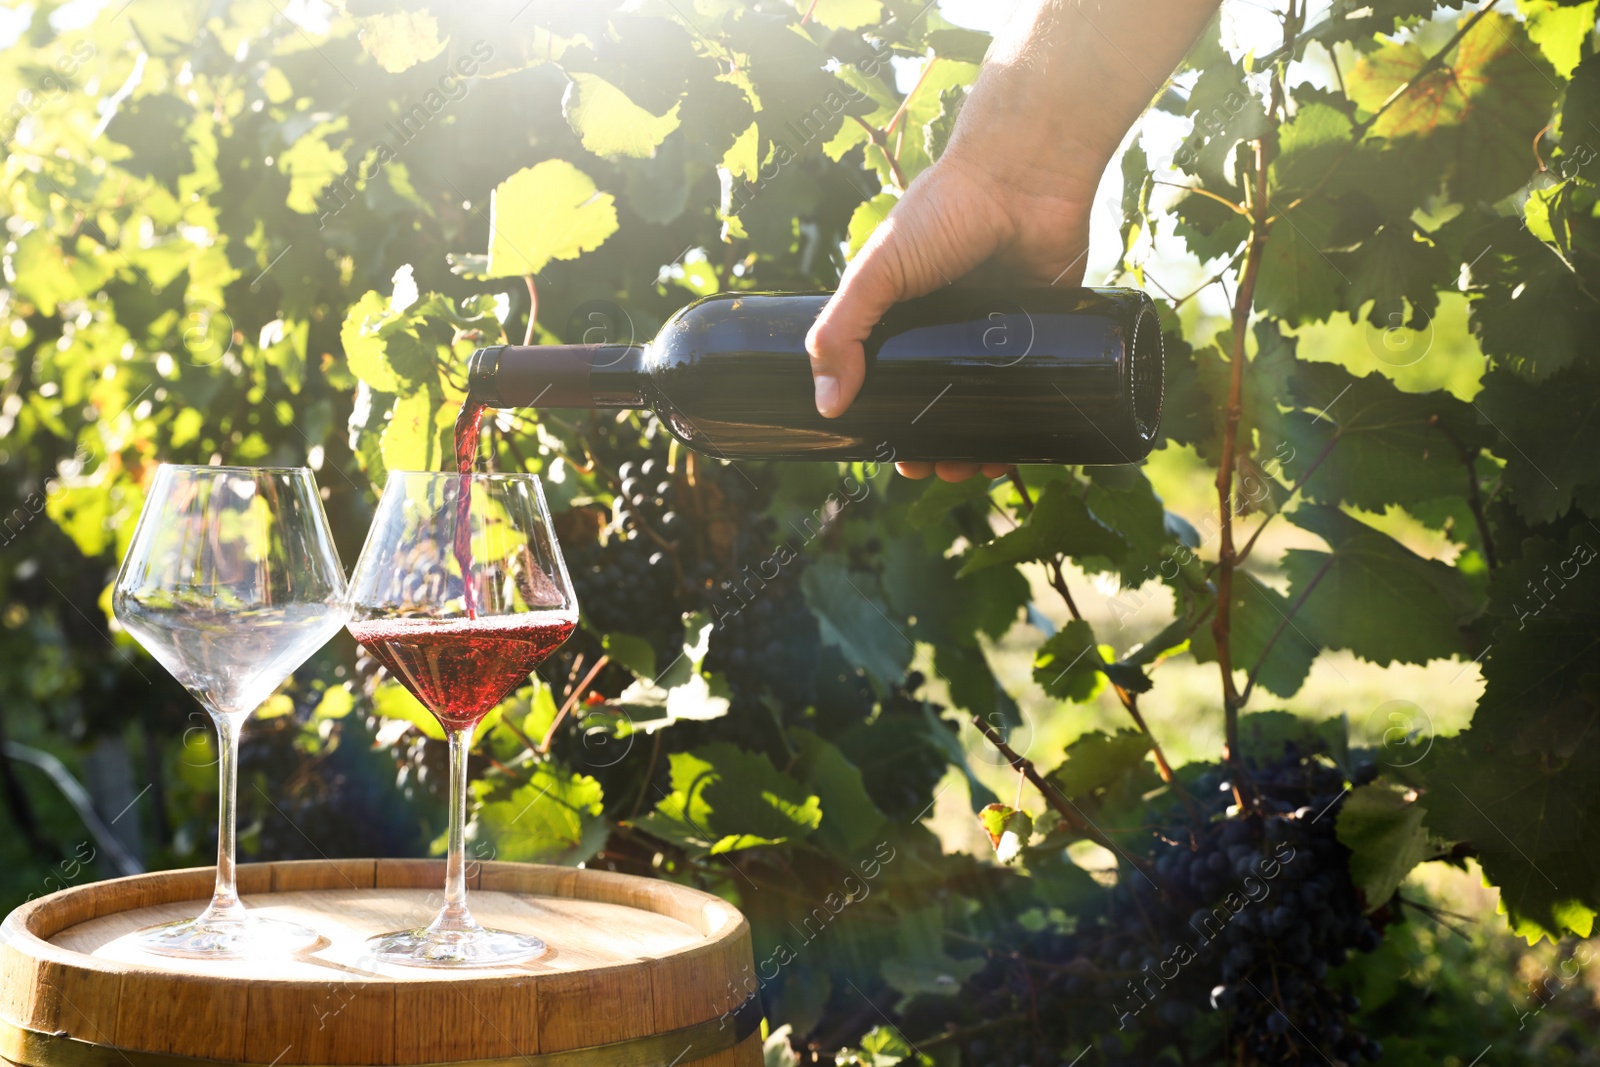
346, 471, 577, 967
113, 465, 347, 958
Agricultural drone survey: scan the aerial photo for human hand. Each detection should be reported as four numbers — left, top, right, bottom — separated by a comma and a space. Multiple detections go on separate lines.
804, 153, 1094, 482
804, 0, 1220, 482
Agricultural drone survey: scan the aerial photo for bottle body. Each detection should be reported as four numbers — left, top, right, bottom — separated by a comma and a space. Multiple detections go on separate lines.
468, 287, 1163, 465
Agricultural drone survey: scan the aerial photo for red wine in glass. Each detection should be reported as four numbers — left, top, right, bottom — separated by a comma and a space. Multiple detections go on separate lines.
348, 613, 575, 731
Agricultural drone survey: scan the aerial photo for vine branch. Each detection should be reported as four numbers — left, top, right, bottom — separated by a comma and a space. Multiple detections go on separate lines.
1213, 81, 1281, 799
971, 714, 1149, 873
523, 274, 538, 347
536, 654, 610, 756
851, 115, 908, 191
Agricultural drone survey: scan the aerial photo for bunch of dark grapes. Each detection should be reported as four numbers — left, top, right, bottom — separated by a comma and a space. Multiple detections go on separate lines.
900, 745, 1389, 1066
567, 456, 685, 642
703, 574, 819, 709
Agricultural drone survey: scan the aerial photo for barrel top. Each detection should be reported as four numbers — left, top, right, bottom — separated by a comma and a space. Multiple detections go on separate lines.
0, 859, 760, 1067
47, 887, 702, 981
4, 859, 741, 983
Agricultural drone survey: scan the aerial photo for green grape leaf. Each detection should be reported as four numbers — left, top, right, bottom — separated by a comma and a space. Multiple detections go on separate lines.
935, 641, 1023, 728
883, 534, 1027, 646
102, 94, 195, 191
803, 557, 913, 688
277, 121, 347, 216
339, 288, 441, 393
1283, 504, 1476, 665
313, 685, 355, 721
1524, 180, 1573, 254
1044, 728, 1161, 833
1418, 734, 1600, 941
1080, 466, 1177, 587
562, 73, 683, 159
473, 763, 606, 866
1278, 358, 1487, 511
836, 709, 961, 822
797, 0, 882, 31
372, 678, 444, 741
356, 11, 448, 73
1046, 729, 1153, 799
1471, 256, 1599, 382
1473, 530, 1600, 749
845, 1026, 918, 1066
1272, 101, 1355, 197
925, 28, 992, 64
958, 480, 1126, 576
1172, 189, 1250, 262
905, 475, 991, 529
7, 231, 115, 316
1254, 197, 1347, 325
1521, 0, 1596, 79
847, 192, 897, 257
923, 84, 966, 161
485, 160, 619, 278
1032, 619, 1106, 704
1473, 366, 1600, 522
634, 743, 822, 855
1563, 50, 1600, 144
1177, 34, 1272, 190
1337, 781, 1437, 910
878, 906, 983, 1000
788, 728, 887, 856
380, 391, 439, 476
1189, 573, 1319, 699
1262, 0, 1439, 61
1161, 321, 1299, 463
601, 631, 657, 679
1346, 12, 1558, 203
1342, 223, 1447, 328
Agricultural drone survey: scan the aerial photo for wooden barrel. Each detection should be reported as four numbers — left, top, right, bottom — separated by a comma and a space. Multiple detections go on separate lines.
0, 859, 762, 1067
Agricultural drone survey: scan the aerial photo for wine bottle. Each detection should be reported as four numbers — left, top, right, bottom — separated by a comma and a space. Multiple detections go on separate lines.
466, 287, 1163, 465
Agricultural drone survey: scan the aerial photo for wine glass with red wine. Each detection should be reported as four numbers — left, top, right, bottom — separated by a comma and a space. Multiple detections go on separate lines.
113, 465, 347, 958
345, 470, 577, 967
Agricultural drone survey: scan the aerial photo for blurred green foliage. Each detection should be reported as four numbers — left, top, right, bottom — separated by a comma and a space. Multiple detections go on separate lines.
3, 0, 1600, 1062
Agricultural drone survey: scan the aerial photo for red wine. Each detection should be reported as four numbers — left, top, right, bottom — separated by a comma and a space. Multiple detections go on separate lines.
452, 401, 489, 618
349, 613, 577, 730
466, 288, 1163, 465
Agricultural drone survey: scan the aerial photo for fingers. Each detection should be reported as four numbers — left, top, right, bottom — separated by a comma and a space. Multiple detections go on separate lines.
806, 217, 927, 418
807, 165, 1011, 418
897, 461, 1015, 481
935, 463, 982, 482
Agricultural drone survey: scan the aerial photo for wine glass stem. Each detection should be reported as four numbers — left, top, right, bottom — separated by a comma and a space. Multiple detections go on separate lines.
206, 712, 247, 922
433, 725, 477, 933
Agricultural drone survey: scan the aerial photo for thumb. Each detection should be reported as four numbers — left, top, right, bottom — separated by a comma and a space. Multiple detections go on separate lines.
805, 177, 1000, 417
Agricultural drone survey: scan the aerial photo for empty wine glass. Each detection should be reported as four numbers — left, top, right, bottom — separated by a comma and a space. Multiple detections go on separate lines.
346, 471, 577, 967
113, 465, 347, 958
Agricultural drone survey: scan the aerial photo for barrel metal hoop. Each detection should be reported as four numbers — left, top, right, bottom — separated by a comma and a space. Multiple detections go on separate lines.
0, 994, 760, 1067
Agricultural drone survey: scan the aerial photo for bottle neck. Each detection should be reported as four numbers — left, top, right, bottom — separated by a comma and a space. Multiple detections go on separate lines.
466, 344, 648, 409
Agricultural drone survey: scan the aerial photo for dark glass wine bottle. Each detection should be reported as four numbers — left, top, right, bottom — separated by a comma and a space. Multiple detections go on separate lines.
466, 287, 1163, 465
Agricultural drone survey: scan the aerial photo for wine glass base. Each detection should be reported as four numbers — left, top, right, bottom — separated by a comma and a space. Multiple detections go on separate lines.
135, 915, 322, 959
365, 926, 548, 968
